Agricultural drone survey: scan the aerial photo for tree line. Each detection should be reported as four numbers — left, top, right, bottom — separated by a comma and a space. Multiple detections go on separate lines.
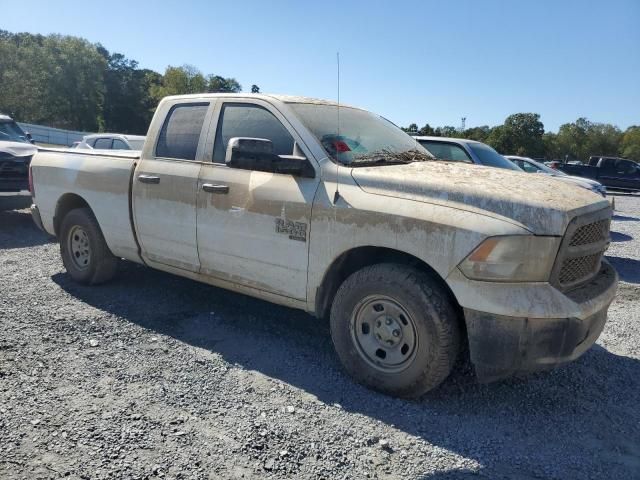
0, 30, 257, 135
403, 113, 639, 162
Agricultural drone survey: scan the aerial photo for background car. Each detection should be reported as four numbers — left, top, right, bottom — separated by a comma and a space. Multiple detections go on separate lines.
506, 155, 608, 197
413, 136, 523, 171
0, 114, 38, 192
76, 133, 146, 151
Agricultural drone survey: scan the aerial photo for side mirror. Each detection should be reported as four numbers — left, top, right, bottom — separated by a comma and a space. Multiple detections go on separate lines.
225, 137, 314, 177
25, 132, 35, 144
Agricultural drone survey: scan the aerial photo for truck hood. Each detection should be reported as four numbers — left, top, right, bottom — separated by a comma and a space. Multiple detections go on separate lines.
350, 161, 610, 235
0, 141, 38, 158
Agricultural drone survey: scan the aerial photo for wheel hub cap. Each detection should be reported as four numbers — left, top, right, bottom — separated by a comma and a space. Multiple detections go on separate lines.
374, 316, 403, 347
351, 295, 419, 373
68, 226, 90, 270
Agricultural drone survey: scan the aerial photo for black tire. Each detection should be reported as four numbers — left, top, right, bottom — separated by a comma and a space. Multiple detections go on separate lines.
330, 263, 461, 398
59, 207, 118, 285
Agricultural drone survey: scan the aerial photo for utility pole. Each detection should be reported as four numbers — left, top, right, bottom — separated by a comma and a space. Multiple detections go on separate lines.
460, 117, 466, 132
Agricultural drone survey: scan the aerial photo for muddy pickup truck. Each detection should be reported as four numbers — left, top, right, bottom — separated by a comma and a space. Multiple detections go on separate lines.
29, 94, 618, 397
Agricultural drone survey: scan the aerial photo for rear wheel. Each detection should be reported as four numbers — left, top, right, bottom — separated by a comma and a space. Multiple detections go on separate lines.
330, 263, 461, 398
59, 208, 118, 285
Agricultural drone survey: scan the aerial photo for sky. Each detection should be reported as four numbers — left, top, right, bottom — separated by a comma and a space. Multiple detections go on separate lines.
2, 0, 639, 132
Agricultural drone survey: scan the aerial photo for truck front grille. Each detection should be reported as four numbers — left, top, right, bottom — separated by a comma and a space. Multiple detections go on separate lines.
569, 219, 609, 246
551, 210, 611, 291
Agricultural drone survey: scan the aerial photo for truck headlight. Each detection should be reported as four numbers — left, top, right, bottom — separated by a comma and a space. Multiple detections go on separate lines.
458, 236, 561, 282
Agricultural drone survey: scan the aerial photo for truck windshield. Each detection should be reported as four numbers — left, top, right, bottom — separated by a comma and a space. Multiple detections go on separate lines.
0, 120, 29, 143
467, 143, 522, 171
289, 103, 434, 166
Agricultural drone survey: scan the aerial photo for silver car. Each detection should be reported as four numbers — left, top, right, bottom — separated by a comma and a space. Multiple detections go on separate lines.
506, 155, 607, 197
76, 134, 146, 151
414, 136, 523, 171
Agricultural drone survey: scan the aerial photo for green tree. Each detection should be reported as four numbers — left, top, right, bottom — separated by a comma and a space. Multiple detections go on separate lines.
584, 122, 622, 157
207, 75, 241, 93
621, 126, 640, 161
403, 123, 418, 134
485, 125, 512, 153
434, 126, 458, 137
251, 84, 260, 93
555, 118, 591, 160
98, 47, 160, 134
0, 31, 105, 130
418, 123, 435, 136
542, 132, 560, 159
461, 125, 491, 142
501, 113, 545, 156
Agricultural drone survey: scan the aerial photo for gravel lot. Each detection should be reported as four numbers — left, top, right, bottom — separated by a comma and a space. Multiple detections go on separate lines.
1, 194, 639, 479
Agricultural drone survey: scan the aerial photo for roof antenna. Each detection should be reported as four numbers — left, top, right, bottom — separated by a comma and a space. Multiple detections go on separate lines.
333, 52, 341, 205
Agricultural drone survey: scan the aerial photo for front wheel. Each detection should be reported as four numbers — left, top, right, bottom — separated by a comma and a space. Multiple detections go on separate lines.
330, 263, 461, 398
59, 208, 118, 285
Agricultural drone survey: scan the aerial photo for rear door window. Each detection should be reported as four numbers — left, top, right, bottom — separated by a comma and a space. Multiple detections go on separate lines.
94, 138, 112, 149
156, 103, 209, 161
212, 103, 295, 164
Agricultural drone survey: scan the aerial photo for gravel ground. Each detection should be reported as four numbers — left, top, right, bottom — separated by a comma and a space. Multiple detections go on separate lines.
1, 194, 639, 480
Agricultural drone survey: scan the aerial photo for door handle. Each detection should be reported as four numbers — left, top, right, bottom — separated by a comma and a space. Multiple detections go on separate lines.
202, 183, 229, 194
138, 174, 160, 184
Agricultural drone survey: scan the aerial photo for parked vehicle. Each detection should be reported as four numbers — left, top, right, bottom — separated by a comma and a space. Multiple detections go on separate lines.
77, 134, 146, 151
413, 136, 523, 171
30, 94, 618, 397
0, 114, 38, 192
559, 157, 640, 192
545, 160, 563, 169
506, 155, 607, 197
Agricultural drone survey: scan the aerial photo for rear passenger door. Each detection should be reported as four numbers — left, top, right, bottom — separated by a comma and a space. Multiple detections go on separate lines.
132, 101, 213, 272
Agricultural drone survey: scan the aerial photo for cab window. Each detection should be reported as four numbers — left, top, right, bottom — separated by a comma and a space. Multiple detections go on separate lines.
156, 103, 209, 161
213, 103, 295, 164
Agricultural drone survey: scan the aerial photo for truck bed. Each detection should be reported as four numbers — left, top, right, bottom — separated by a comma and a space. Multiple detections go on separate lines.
31, 148, 141, 262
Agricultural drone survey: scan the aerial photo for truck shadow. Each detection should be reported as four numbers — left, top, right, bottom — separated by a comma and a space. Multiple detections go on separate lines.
0, 209, 54, 249
612, 214, 640, 222
51, 261, 640, 478
606, 255, 640, 284
610, 231, 633, 242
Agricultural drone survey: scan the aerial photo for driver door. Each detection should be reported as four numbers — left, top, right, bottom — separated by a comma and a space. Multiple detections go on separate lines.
196, 100, 319, 300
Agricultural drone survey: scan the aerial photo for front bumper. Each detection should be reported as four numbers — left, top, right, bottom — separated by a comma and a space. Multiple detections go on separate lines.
457, 261, 618, 382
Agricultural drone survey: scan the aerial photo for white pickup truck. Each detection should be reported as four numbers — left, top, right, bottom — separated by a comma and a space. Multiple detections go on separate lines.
30, 94, 618, 397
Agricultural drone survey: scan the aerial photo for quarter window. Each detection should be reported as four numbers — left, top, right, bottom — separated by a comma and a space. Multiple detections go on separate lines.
213, 104, 295, 163
156, 103, 209, 161
112, 139, 129, 150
